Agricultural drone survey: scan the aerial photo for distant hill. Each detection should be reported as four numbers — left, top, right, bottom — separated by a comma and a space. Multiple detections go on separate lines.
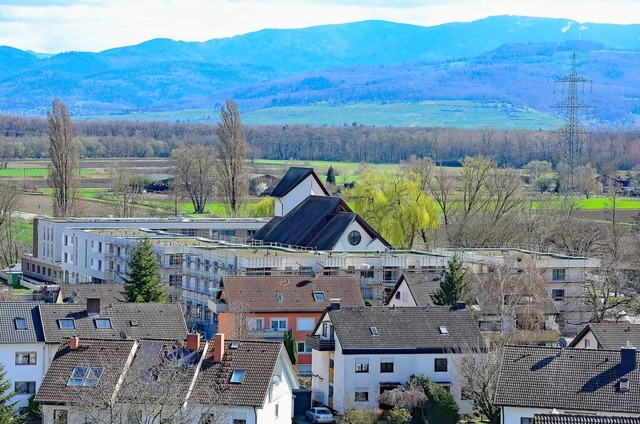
1, 16, 640, 127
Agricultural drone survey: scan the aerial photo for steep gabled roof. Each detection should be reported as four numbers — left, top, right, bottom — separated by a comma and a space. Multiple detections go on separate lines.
34, 338, 137, 405
327, 306, 483, 353
495, 345, 640, 414
39, 302, 188, 343
535, 415, 640, 424
569, 323, 640, 350
270, 167, 329, 198
0, 302, 44, 344
386, 273, 441, 306
253, 195, 390, 249
220, 276, 364, 312
56, 283, 127, 305
191, 339, 284, 407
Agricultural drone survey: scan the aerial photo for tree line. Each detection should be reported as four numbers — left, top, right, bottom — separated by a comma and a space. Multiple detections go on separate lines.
2, 114, 640, 169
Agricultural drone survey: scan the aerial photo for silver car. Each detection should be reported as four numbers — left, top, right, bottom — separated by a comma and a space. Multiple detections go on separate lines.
306, 406, 334, 423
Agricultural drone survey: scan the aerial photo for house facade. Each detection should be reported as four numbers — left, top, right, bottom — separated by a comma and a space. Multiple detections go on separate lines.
569, 323, 640, 350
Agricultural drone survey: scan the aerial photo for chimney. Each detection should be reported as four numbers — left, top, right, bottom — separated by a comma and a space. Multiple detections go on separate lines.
186, 333, 201, 352
69, 337, 80, 350
329, 298, 341, 311
213, 333, 225, 362
87, 298, 101, 316
621, 342, 637, 372
456, 301, 466, 310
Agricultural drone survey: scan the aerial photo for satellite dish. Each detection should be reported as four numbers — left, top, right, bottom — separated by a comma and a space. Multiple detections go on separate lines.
559, 337, 567, 349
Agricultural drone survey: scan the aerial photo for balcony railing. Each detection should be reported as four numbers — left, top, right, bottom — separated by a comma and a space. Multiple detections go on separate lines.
306, 335, 335, 351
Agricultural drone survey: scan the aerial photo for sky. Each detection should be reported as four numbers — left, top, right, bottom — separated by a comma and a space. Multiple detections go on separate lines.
0, 0, 638, 54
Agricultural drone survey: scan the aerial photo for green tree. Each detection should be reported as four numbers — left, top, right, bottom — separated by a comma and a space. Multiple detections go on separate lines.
0, 362, 22, 423
326, 166, 336, 185
433, 254, 465, 306
122, 238, 168, 303
283, 329, 298, 365
409, 375, 459, 424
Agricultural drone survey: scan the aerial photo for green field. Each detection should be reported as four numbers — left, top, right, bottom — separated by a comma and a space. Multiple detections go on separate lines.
0, 168, 96, 178
73, 101, 563, 130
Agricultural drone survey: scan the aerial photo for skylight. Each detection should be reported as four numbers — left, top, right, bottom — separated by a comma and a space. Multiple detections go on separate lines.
230, 370, 245, 384
620, 378, 630, 391
58, 318, 76, 329
313, 291, 326, 302
67, 366, 104, 387
230, 340, 241, 349
277, 293, 284, 302
14, 317, 26, 330
438, 326, 449, 335
370, 326, 379, 335
95, 318, 112, 329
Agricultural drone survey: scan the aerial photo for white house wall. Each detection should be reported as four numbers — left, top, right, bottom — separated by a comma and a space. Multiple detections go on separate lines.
387, 280, 418, 307
0, 342, 46, 408
333, 220, 387, 252
276, 176, 327, 217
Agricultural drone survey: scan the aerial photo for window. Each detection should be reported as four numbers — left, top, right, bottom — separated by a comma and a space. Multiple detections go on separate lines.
95, 318, 112, 329
230, 370, 245, 384
14, 317, 26, 330
247, 318, 264, 331
313, 291, 326, 301
15, 352, 36, 365
354, 390, 369, 402
360, 270, 374, 279
585, 339, 591, 349
551, 289, 565, 301
275, 403, 279, 418
355, 358, 369, 373
434, 358, 448, 372
348, 230, 362, 246
270, 318, 287, 331
297, 342, 313, 353
329, 384, 334, 397
180, 228, 197, 237
329, 358, 334, 368
232, 420, 247, 424
370, 326, 379, 335
395, 291, 401, 299
58, 319, 75, 329
276, 293, 284, 302
15, 381, 36, 394
67, 367, 104, 387
438, 326, 448, 334
520, 418, 533, 424
296, 317, 315, 331
552, 269, 566, 281
380, 358, 394, 373
54, 409, 68, 424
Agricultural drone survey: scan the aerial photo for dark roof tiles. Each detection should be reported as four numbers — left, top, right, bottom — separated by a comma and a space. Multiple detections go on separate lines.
535, 415, 640, 424
570, 323, 640, 350
270, 167, 328, 198
0, 302, 44, 343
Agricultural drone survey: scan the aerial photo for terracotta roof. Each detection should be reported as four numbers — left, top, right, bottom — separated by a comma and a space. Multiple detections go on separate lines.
327, 306, 483, 352
386, 273, 441, 305
38, 302, 187, 343
569, 324, 640, 350
55, 283, 127, 305
535, 415, 640, 424
0, 302, 44, 343
495, 345, 640, 414
191, 339, 284, 406
220, 276, 364, 312
34, 338, 137, 405
270, 167, 329, 198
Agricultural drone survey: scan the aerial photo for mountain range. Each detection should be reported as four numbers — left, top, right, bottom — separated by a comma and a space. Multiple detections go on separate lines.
1, 15, 640, 127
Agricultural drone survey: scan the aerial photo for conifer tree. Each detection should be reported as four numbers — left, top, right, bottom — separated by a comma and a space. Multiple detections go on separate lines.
433, 254, 465, 306
0, 362, 21, 423
326, 166, 336, 185
122, 238, 168, 303
283, 329, 298, 365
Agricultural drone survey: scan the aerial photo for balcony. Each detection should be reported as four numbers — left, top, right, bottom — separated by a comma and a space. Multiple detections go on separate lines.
248, 329, 286, 340
306, 335, 335, 351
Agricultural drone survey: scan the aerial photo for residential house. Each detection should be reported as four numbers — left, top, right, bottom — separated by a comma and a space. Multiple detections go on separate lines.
569, 323, 640, 350
190, 333, 299, 424
0, 302, 46, 411
385, 273, 442, 307
269, 167, 330, 217
534, 414, 640, 424
216, 275, 365, 374
307, 305, 483, 414
495, 345, 640, 423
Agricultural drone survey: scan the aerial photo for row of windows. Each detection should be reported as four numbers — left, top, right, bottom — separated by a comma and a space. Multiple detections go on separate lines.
246, 317, 316, 332
355, 357, 447, 373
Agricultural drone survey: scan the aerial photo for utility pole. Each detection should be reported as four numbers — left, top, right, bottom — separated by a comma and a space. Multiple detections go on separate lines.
551, 52, 593, 182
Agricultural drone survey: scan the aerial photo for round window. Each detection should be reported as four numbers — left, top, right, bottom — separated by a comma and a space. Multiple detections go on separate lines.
348, 230, 361, 246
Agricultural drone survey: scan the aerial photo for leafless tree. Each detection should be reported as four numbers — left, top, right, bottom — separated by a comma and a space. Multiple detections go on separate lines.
0, 182, 24, 267
47, 98, 80, 218
107, 164, 149, 218
215, 99, 248, 217
171, 144, 217, 214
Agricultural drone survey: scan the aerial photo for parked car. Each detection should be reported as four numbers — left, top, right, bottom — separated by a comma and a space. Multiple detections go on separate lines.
306, 406, 334, 423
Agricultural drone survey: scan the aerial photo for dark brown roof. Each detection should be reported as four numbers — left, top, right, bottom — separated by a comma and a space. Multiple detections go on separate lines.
327, 306, 483, 353
34, 338, 136, 405
220, 276, 364, 312
191, 339, 284, 406
569, 324, 640, 350
386, 273, 441, 306
495, 345, 640, 414
38, 302, 187, 343
55, 283, 127, 305
535, 415, 640, 424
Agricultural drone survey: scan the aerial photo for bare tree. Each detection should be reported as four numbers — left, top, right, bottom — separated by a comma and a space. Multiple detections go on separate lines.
172, 144, 217, 214
0, 183, 24, 267
47, 98, 80, 218
107, 164, 148, 218
215, 99, 248, 217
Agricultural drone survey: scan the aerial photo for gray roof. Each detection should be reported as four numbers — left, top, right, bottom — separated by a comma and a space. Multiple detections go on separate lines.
0, 302, 44, 343
495, 345, 640, 414
569, 324, 640, 350
535, 415, 640, 424
38, 302, 187, 343
270, 167, 328, 198
327, 306, 483, 353
386, 273, 441, 306
55, 283, 127, 305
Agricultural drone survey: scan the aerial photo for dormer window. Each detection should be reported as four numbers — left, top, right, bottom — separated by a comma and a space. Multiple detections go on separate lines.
313, 291, 326, 302
14, 317, 26, 330
58, 318, 76, 329
94, 318, 112, 329
230, 370, 245, 384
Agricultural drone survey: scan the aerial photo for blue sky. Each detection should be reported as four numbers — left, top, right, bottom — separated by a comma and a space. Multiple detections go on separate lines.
0, 0, 637, 53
